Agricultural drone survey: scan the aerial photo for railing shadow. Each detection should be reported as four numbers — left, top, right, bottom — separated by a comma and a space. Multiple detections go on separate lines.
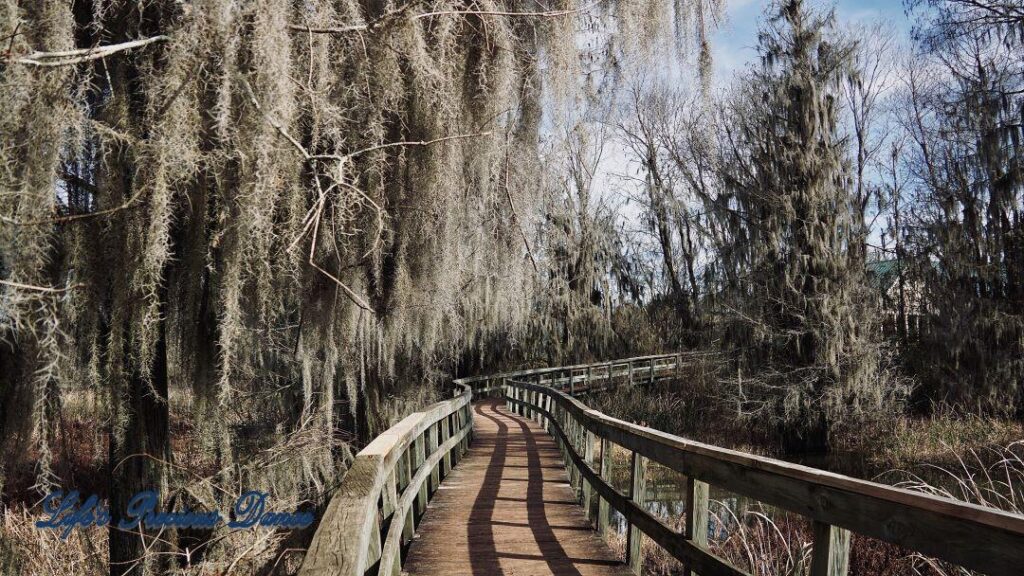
508, 408, 586, 576
467, 400, 507, 575
467, 398, 618, 575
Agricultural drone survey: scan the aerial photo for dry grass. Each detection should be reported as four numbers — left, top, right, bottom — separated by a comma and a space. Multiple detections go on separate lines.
837, 406, 1024, 474
592, 374, 1024, 575
0, 376, 448, 575
1, 505, 106, 576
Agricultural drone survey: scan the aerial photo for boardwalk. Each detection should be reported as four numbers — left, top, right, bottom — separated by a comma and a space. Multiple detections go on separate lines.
300, 354, 1024, 576
403, 398, 631, 576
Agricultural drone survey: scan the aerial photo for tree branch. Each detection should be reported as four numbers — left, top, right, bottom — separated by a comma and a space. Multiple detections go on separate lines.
13, 35, 169, 67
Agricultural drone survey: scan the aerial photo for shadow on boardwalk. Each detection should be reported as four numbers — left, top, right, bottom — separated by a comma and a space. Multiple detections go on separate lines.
403, 398, 630, 576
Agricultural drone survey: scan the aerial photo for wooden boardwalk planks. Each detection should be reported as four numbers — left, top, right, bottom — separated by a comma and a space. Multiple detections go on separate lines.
403, 398, 631, 576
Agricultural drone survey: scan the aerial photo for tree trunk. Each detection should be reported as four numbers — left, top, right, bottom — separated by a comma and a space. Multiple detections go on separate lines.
109, 314, 171, 576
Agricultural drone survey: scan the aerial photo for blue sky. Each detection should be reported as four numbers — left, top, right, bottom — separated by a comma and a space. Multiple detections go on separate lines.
711, 0, 913, 80
588, 0, 918, 262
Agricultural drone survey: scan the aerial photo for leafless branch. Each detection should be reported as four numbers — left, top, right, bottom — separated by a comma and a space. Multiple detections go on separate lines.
13, 35, 169, 67
0, 279, 81, 293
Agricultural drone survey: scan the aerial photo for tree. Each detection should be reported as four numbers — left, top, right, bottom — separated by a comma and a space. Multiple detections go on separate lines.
713, 0, 882, 452
616, 79, 707, 329
842, 21, 898, 267
901, 0, 1024, 413
0, 1, 720, 572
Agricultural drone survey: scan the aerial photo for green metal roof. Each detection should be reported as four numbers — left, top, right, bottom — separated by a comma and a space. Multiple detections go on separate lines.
866, 259, 899, 292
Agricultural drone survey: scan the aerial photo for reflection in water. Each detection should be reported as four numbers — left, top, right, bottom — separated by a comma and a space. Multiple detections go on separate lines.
604, 460, 751, 543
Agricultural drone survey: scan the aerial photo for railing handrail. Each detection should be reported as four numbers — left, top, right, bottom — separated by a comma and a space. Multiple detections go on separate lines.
505, 361, 1024, 576
300, 352, 691, 576
300, 383, 473, 576
453, 351, 702, 396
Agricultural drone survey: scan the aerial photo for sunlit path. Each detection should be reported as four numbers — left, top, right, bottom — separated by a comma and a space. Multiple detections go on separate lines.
403, 398, 630, 576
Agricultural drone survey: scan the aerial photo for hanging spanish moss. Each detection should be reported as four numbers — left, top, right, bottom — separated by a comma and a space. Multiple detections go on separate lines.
708, 0, 888, 452
0, 1, 717, 573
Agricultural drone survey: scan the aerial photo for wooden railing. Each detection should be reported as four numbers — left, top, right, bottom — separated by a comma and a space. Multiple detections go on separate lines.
505, 358, 1024, 576
301, 351, 1024, 576
299, 383, 474, 576
457, 352, 694, 399
298, 353, 689, 576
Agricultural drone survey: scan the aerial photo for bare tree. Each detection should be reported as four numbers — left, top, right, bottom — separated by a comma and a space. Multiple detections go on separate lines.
843, 21, 899, 265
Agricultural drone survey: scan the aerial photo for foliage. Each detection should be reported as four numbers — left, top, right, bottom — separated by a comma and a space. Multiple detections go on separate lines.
0, 1, 719, 573
900, 0, 1024, 414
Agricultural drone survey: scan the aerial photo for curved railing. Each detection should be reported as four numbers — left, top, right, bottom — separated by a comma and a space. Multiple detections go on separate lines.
299, 351, 1024, 576
505, 373, 1024, 576
298, 352, 690, 576
299, 382, 473, 576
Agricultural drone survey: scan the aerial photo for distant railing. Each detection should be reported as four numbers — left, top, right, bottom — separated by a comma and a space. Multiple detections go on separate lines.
505, 360, 1024, 576
457, 352, 693, 399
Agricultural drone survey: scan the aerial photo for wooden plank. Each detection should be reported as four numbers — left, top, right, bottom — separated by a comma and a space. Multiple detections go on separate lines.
403, 399, 631, 576
810, 522, 850, 576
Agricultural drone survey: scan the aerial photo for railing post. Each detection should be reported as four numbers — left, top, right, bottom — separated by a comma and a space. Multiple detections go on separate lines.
569, 369, 575, 395
583, 429, 595, 523
810, 522, 851, 576
684, 477, 709, 576
575, 419, 585, 499
627, 451, 647, 574
586, 365, 593, 391
598, 438, 612, 537
428, 423, 440, 494
366, 515, 382, 575
441, 414, 452, 477
415, 432, 428, 519
382, 467, 400, 576
504, 377, 510, 412
569, 417, 580, 493
382, 467, 398, 519
402, 445, 415, 543
545, 393, 553, 431
459, 407, 466, 455
535, 388, 542, 423
628, 362, 634, 385
465, 402, 474, 447
650, 357, 656, 383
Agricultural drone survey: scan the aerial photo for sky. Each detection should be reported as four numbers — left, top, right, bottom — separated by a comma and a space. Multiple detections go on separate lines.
711, 0, 913, 82
586, 0, 918, 269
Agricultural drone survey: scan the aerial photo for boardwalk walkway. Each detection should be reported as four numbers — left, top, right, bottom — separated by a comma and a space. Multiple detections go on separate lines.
300, 354, 1024, 576
403, 398, 630, 576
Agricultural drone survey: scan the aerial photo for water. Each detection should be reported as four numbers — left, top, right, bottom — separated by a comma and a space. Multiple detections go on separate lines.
602, 460, 757, 542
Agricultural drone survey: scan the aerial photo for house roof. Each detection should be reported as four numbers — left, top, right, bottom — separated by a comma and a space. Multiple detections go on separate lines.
866, 259, 899, 292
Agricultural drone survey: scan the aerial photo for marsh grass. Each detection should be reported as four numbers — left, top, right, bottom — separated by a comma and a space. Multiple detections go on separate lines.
0, 379, 434, 575
591, 372, 1024, 575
